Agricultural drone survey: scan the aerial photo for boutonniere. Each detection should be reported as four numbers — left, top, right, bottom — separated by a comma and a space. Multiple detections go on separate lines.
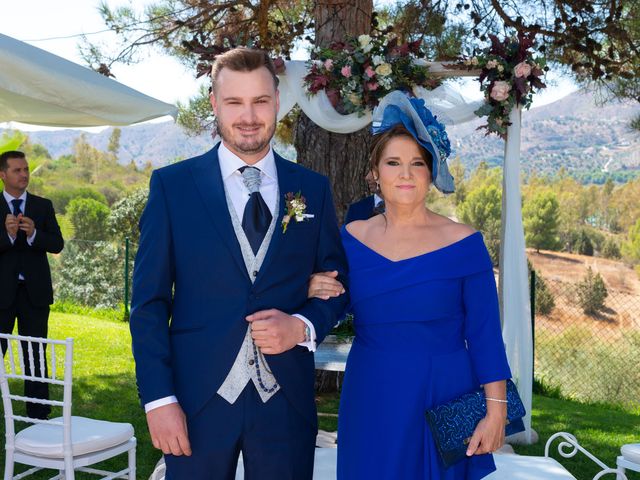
282, 191, 314, 233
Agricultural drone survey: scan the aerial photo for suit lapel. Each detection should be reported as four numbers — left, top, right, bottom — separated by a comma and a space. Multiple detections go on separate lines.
24, 192, 35, 218
190, 145, 249, 281
253, 153, 299, 285
0, 195, 9, 216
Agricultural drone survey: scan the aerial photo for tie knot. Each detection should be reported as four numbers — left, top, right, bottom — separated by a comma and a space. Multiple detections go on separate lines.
11, 199, 22, 216
239, 166, 262, 194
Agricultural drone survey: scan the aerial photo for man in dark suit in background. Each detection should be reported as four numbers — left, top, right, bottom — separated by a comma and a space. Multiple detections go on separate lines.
0, 150, 64, 419
344, 170, 384, 224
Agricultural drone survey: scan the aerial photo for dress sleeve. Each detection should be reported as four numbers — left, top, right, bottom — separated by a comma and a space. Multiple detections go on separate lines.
462, 267, 512, 385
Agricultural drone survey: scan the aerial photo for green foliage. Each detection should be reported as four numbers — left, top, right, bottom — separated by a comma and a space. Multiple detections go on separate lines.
457, 176, 501, 264
49, 187, 108, 214
107, 128, 121, 157
51, 241, 125, 309
601, 236, 621, 259
622, 218, 640, 263
107, 188, 148, 244
573, 229, 594, 256
576, 267, 609, 316
523, 190, 560, 252
534, 272, 555, 316
66, 198, 111, 241
0, 130, 27, 153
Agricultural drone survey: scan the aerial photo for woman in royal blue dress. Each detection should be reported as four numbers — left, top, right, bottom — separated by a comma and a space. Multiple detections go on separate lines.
309, 91, 512, 479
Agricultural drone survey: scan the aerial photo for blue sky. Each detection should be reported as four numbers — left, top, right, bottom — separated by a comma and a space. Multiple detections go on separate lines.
1, 0, 578, 131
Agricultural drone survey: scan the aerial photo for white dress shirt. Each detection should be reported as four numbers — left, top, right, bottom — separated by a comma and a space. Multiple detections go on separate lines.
145, 142, 317, 413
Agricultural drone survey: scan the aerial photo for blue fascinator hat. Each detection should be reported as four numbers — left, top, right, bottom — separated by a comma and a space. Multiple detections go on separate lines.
372, 91, 455, 194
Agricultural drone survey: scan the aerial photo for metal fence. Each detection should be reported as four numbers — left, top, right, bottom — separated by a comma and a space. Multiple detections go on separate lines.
532, 270, 640, 408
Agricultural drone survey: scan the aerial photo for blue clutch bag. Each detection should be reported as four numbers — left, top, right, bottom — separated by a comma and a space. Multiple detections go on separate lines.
424, 379, 526, 468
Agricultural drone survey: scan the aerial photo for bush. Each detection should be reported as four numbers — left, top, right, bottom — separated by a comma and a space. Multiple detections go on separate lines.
574, 229, 594, 256
108, 188, 148, 245
601, 237, 621, 259
52, 241, 124, 309
576, 267, 608, 315
534, 272, 555, 316
67, 198, 111, 241
48, 187, 108, 214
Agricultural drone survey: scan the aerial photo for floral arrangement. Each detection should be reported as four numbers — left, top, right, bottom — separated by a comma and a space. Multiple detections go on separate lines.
304, 34, 440, 116
463, 31, 547, 137
282, 191, 310, 233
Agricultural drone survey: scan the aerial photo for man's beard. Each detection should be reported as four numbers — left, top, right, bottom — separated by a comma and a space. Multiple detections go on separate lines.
216, 117, 276, 155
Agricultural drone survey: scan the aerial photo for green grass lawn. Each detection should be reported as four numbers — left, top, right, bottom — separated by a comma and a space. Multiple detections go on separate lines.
2, 312, 639, 479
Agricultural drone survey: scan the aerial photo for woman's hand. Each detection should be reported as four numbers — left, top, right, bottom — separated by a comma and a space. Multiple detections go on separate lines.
465, 411, 506, 456
466, 380, 507, 456
308, 270, 345, 299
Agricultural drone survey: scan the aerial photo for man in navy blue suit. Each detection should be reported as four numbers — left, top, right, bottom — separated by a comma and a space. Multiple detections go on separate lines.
130, 47, 348, 479
344, 170, 384, 224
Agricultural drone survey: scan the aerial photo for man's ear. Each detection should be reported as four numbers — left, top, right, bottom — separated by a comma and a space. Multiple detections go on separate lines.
209, 91, 218, 116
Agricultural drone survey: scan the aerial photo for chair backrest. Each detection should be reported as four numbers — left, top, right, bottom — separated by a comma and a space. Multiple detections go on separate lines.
0, 334, 73, 439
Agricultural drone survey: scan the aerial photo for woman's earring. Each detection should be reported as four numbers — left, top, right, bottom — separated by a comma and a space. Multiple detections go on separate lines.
374, 178, 380, 192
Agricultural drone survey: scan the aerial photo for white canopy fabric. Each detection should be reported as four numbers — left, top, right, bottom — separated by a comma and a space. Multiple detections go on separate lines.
0, 33, 177, 127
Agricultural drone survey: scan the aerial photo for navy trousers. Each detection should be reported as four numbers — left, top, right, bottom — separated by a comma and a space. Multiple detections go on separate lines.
165, 384, 316, 480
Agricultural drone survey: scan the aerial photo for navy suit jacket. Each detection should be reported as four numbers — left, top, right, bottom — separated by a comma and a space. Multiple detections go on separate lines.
130, 145, 349, 426
0, 193, 64, 308
344, 195, 375, 225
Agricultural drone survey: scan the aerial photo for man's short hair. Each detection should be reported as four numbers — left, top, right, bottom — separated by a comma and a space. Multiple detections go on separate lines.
0, 151, 26, 171
210, 47, 279, 93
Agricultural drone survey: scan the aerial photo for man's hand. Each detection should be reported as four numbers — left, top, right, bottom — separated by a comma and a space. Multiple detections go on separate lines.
5, 214, 18, 239
146, 402, 192, 456
308, 270, 345, 300
18, 216, 35, 237
247, 309, 306, 354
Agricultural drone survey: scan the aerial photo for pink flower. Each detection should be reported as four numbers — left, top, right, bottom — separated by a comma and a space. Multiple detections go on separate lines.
324, 59, 334, 70
341, 65, 352, 78
365, 66, 376, 78
366, 81, 379, 91
490, 81, 511, 102
514, 61, 532, 78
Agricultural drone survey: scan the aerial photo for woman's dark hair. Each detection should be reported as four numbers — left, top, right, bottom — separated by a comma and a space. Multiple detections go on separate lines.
369, 125, 433, 177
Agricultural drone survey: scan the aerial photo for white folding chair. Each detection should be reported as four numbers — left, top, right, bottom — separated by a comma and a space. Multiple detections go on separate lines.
617, 443, 640, 480
0, 333, 136, 480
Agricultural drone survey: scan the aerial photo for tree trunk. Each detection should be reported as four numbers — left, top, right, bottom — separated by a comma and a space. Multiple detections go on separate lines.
294, 0, 374, 223
294, 117, 371, 223
296, 0, 373, 392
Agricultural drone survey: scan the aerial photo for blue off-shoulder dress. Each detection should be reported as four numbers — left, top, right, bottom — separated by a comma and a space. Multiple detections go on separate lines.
337, 227, 512, 480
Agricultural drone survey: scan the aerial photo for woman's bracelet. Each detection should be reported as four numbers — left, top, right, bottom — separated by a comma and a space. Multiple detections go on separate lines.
485, 397, 508, 404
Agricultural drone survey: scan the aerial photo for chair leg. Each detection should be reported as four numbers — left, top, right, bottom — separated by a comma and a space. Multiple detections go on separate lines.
128, 444, 137, 480
3, 449, 14, 480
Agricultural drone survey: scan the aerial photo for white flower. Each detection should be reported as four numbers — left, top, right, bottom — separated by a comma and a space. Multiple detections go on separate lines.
358, 34, 372, 48
372, 55, 385, 66
486, 60, 498, 69
471, 57, 479, 66
362, 43, 373, 54
375, 63, 393, 77
497, 65, 504, 72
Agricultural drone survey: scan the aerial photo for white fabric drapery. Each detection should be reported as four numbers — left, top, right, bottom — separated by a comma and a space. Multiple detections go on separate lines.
0, 33, 177, 127
500, 107, 533, 443
276, 60, 534, 443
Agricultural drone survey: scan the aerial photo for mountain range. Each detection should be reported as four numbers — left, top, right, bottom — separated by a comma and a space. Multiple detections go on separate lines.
3, 89, 639, 179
